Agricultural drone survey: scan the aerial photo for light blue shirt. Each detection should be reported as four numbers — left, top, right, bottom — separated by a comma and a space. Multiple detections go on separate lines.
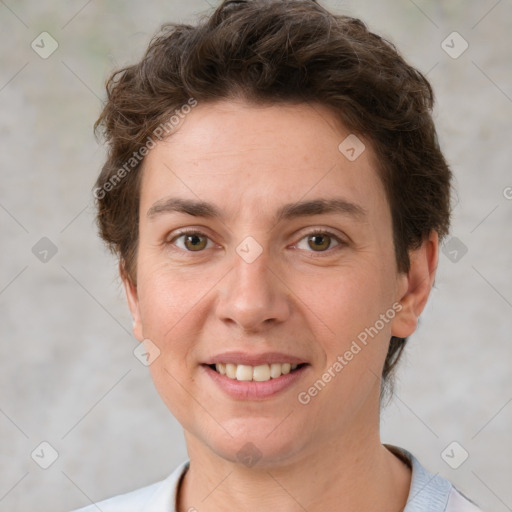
70, 446, 484, 511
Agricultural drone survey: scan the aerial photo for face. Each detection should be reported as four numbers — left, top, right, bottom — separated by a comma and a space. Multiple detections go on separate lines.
124, 100, 433, 467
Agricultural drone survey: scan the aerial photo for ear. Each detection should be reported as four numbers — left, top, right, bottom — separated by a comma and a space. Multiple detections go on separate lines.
391, 230, 439, 338
120, 261, 144, 342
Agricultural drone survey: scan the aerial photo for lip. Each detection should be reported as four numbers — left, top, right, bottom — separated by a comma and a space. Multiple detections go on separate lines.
202, 362, 309, 400
205, 351, 307, 366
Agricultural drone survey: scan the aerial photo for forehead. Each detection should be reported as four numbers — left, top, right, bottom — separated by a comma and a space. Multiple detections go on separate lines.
139, 100, 389, 225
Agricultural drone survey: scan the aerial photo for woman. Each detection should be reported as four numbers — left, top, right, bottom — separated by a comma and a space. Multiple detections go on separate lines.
72, 1, 484, 510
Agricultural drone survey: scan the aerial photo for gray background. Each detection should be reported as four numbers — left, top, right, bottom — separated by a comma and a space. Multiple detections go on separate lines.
1, 1, 511, 511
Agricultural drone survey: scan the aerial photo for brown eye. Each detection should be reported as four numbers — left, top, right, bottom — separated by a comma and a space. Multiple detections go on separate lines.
183, 233, 207, 251
307, 233, 332, 251
170, 231, 211, 252
295, 230, 342, 254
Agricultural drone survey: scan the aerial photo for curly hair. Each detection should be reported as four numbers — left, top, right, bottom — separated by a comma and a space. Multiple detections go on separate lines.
93, 0, 452, 395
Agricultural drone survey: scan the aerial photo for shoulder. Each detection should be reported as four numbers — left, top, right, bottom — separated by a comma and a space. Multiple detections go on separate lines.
446, 487, 486, 512
68, 461, 189, 512
385, 445, 485, 512
69, 481, 163, 512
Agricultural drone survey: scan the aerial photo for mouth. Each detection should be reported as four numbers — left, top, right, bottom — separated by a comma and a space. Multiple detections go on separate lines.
202, 352, 310, 399
206, 362, 307, 382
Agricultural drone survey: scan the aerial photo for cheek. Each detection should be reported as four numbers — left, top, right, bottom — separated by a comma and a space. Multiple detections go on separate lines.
305, 257, 397, 392
146, 361, 200, 437
136, 260, 207, 335
319, 266, 393, 337
309, 271, 394, 400
134, 260, 219, 385
137, 267, 201, 421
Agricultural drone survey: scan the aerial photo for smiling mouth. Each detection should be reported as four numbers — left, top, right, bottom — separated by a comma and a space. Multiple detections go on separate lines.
207, 362, 306, 382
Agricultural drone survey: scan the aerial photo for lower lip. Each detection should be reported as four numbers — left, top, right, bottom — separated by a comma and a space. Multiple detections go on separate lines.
202, 364, 308, 400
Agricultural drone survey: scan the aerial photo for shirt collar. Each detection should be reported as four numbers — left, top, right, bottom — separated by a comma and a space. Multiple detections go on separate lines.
147, 446, 452, 512
386, 445, 453, 512
142, 460, 189, 512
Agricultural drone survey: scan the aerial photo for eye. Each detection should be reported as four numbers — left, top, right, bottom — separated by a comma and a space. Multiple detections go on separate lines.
295, 229, 343, 253
167, 228, 345, 254
169, 230, 213, 252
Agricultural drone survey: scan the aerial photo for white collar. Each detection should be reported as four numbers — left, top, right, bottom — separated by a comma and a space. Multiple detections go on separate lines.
72, 446, 481, 511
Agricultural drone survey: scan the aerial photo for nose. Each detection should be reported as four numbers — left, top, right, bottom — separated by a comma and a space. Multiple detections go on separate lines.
215, 247, 291, 333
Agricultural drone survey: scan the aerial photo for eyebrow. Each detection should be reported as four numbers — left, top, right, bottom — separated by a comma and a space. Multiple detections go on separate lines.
146, 197, 367, 222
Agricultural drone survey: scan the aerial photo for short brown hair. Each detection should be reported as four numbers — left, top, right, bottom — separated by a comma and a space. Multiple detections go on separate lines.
93, 0, 452, 393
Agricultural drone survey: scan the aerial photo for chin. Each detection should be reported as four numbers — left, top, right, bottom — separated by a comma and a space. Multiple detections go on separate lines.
202, 417, 307, 469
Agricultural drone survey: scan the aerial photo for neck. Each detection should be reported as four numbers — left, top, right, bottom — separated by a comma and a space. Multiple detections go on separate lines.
177, 426, 411, 512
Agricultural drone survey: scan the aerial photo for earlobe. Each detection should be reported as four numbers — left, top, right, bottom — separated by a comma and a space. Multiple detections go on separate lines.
120, 262, 144, 342
391, 231, 439, 339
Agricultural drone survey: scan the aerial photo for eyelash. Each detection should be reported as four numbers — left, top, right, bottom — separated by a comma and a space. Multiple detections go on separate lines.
167, 228, 346, 255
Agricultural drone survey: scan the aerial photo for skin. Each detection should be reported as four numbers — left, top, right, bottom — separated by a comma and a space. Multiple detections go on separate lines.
123, 100, 438, 512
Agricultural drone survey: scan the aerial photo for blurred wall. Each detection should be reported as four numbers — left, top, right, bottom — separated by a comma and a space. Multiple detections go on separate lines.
0, 1, 511, 511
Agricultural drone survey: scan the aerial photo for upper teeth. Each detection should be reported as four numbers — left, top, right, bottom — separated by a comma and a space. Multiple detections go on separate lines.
215, 363, 299, 381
